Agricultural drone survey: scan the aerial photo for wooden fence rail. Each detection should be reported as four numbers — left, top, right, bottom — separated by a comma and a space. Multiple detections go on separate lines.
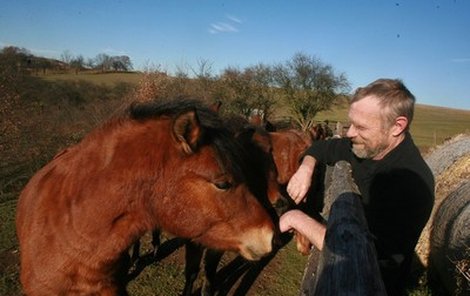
300, 161, 387, 296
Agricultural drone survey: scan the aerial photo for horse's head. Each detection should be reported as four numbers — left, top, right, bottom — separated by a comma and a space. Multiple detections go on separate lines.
268, 129, 317, 255
222, 115, 286, 214
269, 129, 313, 185
130, 99, 276, 261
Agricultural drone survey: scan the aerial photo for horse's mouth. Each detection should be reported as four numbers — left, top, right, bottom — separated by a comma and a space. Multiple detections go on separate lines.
238, 225, 274, 261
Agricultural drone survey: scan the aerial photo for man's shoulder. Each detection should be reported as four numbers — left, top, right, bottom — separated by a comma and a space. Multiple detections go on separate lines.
389, 139, 435, 190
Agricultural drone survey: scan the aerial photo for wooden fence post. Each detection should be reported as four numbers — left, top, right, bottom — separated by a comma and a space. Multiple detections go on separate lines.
300, 161, 387, 295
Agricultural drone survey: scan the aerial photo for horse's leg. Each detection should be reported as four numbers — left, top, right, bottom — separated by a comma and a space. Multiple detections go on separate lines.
182, 241, 204, 296
131, 229, 160, 263
130, 239, 141, 263
151, 229, 161, 257
202, 249, 224, 296
117, 250, 132, 289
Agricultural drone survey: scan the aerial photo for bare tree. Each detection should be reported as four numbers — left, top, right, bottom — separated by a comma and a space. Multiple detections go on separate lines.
85, 57, 95, 69
244, 63, 277, 120
217, 66, 252, 117
70, 55, 85, 74
94, 53, 111, 72
191, 58, 215, 101
61, 50, 73, 65
217, 64, 276, 120
191, 58, 213, 79
273, 52, 350, 130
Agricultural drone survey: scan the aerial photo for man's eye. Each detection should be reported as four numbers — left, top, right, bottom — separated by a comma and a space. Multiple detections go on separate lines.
355, 125, 366, 131
214, 181, 232, 190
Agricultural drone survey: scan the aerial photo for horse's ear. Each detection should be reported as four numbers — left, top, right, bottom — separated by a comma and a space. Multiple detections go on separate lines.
252, 129, 272, 154
173, 110, 201, 154
237, 127, 272, 154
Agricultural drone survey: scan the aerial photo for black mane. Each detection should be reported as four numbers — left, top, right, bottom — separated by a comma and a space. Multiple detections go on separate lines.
129, 97, 248, 184
130, 97, 209, 119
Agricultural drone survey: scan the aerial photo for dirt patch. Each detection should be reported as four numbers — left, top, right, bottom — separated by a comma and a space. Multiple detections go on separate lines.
0, 248, 19, 275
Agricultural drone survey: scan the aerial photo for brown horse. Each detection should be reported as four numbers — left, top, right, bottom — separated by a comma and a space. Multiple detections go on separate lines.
129, 118, 286, 296
179, 126, 316, 295
16, 98, 276, 296
269, 128, 318, 255
179, 118, 285, 296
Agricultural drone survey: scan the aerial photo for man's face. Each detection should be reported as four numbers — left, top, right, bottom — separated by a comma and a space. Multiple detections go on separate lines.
346, 96, 393, 160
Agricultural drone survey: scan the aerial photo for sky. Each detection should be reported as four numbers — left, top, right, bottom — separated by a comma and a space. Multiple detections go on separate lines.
1, 0, 470, 110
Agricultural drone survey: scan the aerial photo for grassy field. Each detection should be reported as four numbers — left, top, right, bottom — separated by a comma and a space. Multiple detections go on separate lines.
316, 102, 470, 151
411, 104, 470, 149
1, 72, 469, 295
39, 71, 144, 86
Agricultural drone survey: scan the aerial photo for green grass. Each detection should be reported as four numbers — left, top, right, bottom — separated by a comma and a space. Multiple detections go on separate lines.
0, 200, 21, 296
0, 200, 18, 251
268, 242, 309, 294
128, 260, 186, 296
126, 234, 308, 296
411, 104, 470, 149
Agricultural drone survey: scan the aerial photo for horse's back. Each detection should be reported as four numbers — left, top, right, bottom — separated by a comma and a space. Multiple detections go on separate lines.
16, 130, 137, 295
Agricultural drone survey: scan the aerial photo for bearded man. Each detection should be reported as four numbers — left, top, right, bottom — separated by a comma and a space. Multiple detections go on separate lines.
280, 78, 434, 296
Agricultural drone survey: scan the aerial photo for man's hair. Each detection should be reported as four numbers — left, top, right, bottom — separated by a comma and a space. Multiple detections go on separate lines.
351, 78, 415, 130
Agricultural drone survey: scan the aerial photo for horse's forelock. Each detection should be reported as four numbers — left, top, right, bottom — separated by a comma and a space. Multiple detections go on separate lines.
211, 133, 247, 184
197, 114, 248, 184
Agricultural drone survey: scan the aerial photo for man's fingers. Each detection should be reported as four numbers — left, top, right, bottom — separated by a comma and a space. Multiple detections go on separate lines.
294, 194, 304, 204
287, 183, 304, 204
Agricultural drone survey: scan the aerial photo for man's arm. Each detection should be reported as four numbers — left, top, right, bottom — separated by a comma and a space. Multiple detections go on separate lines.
279, 209, 326, 251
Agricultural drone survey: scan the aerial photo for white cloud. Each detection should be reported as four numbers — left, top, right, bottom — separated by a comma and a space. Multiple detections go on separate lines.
226, 15, 242, 24
208, 15, 242, 34
209, 22, 239, 34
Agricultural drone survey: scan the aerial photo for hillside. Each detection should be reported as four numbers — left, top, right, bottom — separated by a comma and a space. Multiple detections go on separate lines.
1, 71, 469, 295
41, 72, 470, 150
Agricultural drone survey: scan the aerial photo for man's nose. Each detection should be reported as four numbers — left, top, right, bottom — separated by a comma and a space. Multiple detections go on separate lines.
346, 124, 356, 138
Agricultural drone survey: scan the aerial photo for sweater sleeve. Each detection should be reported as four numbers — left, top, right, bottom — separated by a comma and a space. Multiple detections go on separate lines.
303, 138, 352, 165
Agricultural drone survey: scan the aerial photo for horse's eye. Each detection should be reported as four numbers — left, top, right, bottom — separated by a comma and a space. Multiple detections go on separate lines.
214, 181, 232, 190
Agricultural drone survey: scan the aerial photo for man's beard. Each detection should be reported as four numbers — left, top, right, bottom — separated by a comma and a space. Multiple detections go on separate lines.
351, 141, 388, 159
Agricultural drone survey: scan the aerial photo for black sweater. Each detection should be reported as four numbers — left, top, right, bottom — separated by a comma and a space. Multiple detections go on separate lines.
305, 132, 434, 280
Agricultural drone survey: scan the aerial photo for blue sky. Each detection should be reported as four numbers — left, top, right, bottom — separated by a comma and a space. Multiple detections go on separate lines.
1, 0, 469, 110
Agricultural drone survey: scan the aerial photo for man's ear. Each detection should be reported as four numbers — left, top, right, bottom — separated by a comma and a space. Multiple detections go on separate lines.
392, 116, 408, 136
